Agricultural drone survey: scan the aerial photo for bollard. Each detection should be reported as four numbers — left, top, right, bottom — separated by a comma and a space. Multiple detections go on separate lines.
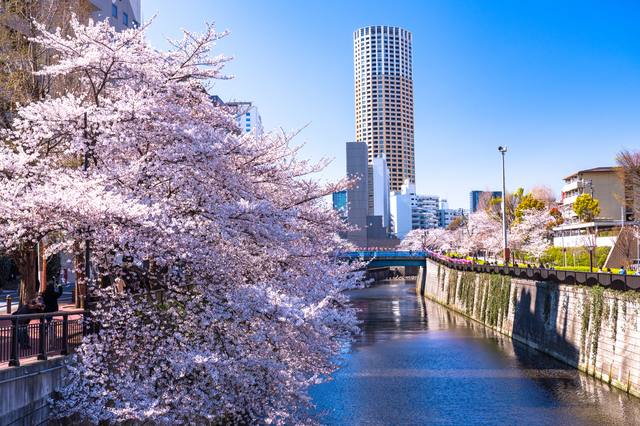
6, 295, 11, 314
71, 289, 76, 304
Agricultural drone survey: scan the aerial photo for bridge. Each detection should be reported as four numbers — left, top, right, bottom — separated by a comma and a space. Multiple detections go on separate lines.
339, 250, 640, 291
339, 251, 430, 268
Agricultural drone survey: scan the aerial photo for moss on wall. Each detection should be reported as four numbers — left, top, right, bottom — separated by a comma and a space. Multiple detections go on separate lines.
446, 270, 458, 306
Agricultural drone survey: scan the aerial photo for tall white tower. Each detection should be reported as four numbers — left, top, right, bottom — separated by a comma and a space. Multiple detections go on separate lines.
353, 26, 414, 192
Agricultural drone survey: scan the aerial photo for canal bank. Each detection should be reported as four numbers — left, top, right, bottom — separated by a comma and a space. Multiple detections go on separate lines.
417, 258, 640, 398
311, 280, 640, 425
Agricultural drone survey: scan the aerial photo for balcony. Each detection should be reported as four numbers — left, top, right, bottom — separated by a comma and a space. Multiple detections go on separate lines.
563, 194, 582, 206
562, 180, 583, 194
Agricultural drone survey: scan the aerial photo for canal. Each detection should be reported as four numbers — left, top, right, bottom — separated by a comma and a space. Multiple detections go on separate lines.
310, 280, 640, 425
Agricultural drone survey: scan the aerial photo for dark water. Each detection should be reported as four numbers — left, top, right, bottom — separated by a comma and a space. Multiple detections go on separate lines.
310, 280, 640, 425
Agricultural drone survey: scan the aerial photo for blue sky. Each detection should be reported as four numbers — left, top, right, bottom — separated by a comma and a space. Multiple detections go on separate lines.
142, 0, 640, 210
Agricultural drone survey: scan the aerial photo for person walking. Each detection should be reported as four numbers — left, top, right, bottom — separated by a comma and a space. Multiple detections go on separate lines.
115, 272, 127, 294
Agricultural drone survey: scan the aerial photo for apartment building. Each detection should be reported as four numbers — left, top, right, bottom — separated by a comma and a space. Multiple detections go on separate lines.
87, 0, 141, 31
561, 167, 626, 221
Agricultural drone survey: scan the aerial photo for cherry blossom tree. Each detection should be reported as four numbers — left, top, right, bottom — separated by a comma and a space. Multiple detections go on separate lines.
400, 227, 448, 251
0, 16, 364, 425
512, 208, 555, 260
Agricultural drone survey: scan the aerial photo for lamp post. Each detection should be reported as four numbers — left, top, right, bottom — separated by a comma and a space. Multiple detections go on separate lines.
498, 145, 509, 265
587, 244, 596, 273
585, 179, 594, 198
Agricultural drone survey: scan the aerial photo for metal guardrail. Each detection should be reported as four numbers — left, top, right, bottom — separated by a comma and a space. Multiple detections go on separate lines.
0, 311, 88, 367
339, 250, 432, 259
338, 251, 640, 292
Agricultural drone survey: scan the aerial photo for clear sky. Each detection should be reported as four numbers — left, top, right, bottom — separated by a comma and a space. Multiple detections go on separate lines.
142, 0, 640, 210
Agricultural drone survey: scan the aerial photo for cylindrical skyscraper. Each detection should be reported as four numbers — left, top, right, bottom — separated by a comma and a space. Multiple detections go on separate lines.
353, 26, 414, 192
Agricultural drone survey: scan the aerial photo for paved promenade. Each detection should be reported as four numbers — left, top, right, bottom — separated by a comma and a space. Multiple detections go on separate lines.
0, 284, 75, 313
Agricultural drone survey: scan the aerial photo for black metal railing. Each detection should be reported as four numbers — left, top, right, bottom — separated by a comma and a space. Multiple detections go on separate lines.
338, 251, 640, 292
0, 310, 88, 367
426, 254, 640, 292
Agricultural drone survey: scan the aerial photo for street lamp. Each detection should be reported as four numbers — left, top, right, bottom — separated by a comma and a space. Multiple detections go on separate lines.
585, 179, 594, 198
498, 145, 509, 265
587, 244, 596, 273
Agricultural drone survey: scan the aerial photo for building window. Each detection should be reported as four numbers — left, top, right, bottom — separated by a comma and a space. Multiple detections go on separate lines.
112, 5, 117, 17
132, 20, 139, 28
123, 12, 128, 26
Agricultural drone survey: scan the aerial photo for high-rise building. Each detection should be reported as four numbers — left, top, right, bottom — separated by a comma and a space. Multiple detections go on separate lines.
343, 142, 397, 247
353, 26, 414, 192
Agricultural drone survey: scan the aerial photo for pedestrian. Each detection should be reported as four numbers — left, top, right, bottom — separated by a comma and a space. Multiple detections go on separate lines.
42, 280, 63, 345
620, 265, 627, 275
13, 297, 46, 349
42, 280, 63, 322
115, 272, 127, 293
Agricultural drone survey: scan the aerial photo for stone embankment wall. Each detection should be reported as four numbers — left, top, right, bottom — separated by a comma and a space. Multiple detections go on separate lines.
417, 258, 640, 398
1, 356, 72, 426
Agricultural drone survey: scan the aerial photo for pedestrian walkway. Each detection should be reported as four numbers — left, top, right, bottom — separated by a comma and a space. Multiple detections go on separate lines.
0, 285, 74, 313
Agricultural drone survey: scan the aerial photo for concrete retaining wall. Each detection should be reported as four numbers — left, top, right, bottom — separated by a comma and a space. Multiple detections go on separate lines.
0, 356, 73, 426
417, 258, 640, 398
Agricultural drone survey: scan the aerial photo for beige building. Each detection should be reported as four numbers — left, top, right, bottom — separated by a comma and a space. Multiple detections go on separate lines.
561, 167, 629, 221
353, 26, 414, 192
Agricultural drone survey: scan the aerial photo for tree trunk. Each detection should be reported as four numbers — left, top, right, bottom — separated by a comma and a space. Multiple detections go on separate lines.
11, 242, 38, 307
74, 240, 86, 309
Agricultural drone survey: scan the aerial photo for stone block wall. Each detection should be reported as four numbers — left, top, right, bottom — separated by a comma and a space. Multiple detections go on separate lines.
416, 259, 640, 398
1, 356, 72, 426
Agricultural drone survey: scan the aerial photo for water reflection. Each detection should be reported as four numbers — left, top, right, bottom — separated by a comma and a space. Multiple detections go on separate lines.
310, 281, 640, 425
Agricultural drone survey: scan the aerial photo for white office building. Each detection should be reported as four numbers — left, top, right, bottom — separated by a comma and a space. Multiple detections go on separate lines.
437, 199, 463, 228
210, 97, 263, 137
390, 180, 439, 239
370, 156, 391, 229
227, 102, 262, 136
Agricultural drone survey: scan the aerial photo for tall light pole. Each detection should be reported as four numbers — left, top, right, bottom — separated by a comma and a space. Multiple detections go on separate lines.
498, 146, 509, 265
